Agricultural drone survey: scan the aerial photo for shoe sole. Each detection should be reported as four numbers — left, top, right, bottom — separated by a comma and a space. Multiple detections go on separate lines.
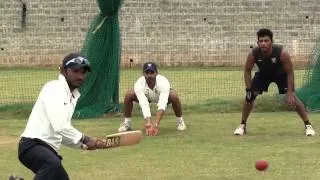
177, 128, 186, 131
234, 129, 246, 136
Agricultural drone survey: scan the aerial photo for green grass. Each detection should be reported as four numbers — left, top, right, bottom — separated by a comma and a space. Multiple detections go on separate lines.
1, 112, 320, 180
0, 94, 291, 119
0, 67, 318, 179
0, 67, 307, 105
0, 67, 308, 119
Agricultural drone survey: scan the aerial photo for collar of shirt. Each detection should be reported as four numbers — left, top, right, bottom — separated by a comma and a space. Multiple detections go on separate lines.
58, 74, 80, 100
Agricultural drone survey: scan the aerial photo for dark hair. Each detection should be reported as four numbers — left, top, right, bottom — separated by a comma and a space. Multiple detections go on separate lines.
257, 28, 273, 42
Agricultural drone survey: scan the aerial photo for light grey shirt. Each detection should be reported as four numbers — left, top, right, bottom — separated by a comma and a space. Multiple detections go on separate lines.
134, 74, 171, 119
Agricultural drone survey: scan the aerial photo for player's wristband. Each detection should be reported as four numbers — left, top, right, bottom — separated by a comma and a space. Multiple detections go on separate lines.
245, 88, 256, 103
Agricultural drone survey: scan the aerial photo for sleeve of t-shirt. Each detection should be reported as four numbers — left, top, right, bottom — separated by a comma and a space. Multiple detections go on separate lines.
61, 138, 83, 149
134, 77, 151, 119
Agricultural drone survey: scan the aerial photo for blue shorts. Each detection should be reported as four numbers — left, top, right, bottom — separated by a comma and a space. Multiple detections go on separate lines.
251, 72, 292, 94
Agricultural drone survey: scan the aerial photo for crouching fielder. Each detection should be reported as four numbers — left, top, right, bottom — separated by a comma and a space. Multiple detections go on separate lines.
118, 62, 187, 136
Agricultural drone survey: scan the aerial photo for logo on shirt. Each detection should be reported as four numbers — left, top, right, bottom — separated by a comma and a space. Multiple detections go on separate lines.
257, 59, 263, 62
271, 57, 277, 63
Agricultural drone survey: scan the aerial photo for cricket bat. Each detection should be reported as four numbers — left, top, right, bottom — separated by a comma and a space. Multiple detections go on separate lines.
82, 130, 143, 150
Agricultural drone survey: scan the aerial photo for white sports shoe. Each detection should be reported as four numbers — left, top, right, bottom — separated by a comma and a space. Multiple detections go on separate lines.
234, 124, 246, 135
177, 120, 187, 131
305, 125, 315, 136
118, 121, 132, 132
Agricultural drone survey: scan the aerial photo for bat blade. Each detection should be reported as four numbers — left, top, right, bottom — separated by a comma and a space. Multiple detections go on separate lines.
81, 130, 143, 150
103, 130, 143, 148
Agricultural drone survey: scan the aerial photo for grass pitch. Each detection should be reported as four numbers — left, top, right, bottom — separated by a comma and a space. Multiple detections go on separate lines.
1, 112, 320, 180
0, 67, 306, 105
0, 68, 318, 179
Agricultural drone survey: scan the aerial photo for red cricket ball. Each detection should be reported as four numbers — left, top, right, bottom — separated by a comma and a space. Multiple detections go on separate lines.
255, 159, 268, 171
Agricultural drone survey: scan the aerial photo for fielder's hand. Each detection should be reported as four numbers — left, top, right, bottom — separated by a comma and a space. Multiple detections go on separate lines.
286, 92, 296, 106
144, 120, 159, 136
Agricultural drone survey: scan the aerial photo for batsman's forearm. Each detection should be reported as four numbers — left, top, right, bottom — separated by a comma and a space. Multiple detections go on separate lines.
155, 109, 165, 125
287, 72, 294, 93
244, 70, 252, 89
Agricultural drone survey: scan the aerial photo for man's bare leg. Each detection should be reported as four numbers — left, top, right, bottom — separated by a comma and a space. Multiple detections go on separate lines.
293, 96, 310, 124
234, 100, 255, 135
118, 90, 137, 132
168, 90, 186, 130
241, 101, 254, 125
291, 95, 315, 136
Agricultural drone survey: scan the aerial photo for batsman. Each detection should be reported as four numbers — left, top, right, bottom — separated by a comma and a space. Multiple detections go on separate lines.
118, 62, 187, 136
17, 53, 109, 180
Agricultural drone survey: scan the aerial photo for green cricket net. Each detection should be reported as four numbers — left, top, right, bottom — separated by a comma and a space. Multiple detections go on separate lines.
73, 0, 123, 118
297, 37, 320, 112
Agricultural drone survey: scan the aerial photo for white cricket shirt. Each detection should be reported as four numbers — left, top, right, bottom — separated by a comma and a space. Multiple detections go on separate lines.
134, 74, 171, 119
21, 74, 83, 151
